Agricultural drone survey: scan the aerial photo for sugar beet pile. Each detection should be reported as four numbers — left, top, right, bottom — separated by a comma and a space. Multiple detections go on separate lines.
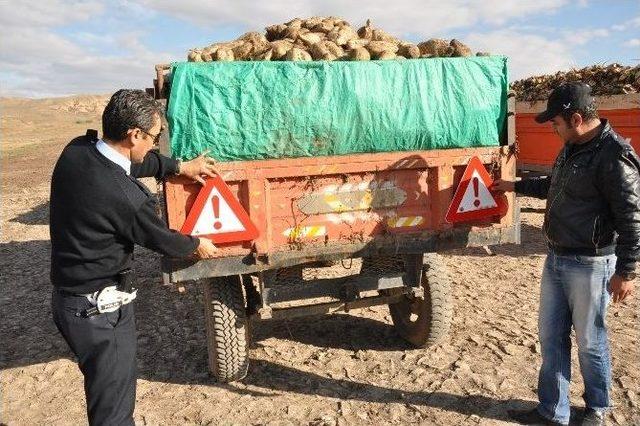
184, 16, 639, 103
512, 63, 640, 101
186, 17, 487, 62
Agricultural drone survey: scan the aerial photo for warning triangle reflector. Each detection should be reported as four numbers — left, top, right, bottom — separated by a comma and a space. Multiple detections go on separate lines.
445, 156, 508, 223
180, 176, 259, 244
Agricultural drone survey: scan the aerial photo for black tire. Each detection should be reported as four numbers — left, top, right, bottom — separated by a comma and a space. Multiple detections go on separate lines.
388, 253, 452, 348
202, 276, 249, 382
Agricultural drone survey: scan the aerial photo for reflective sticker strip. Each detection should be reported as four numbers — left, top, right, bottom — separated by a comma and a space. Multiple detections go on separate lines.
283, 225, 327, 239
298, 181, 406, 215
387, 216, 424, 228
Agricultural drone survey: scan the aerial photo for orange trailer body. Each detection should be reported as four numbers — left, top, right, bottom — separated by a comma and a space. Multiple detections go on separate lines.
516, 94, 640, 174
162, 146, 518, 282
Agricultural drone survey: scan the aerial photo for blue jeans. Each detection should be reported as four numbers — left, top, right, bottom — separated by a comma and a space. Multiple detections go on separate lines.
536, 251, 615, 424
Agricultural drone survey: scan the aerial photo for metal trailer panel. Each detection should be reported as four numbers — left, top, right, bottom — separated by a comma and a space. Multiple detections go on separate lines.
516, 94, 640, 174
161, 145, 519, 281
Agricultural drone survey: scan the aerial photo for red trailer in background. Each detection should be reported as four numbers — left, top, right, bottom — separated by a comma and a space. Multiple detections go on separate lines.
516, 94, 640, 174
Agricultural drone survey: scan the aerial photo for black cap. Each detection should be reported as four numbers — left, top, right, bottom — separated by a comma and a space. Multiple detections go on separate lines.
535, 82, 595, 123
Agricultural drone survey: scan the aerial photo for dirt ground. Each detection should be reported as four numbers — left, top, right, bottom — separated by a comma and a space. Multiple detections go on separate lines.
1, 96, 638, 426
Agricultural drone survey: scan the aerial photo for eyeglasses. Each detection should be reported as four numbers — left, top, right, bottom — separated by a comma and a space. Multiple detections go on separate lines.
139, 128, 163, 145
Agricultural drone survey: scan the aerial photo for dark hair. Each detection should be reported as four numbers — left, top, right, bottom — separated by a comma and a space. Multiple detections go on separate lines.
560, 104, 599, 127
102, 89, 163, 141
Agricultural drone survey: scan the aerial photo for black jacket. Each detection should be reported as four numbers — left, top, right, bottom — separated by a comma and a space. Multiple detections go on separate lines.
515, 119, 640, 276
50, 132, 199, 293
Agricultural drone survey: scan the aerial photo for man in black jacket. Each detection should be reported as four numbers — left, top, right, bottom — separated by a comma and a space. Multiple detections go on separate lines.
494, 83, 638, 426
50, 89, 218, 425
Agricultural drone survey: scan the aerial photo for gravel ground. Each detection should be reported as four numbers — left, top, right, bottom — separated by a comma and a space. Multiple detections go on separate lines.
1, 96, 638, 426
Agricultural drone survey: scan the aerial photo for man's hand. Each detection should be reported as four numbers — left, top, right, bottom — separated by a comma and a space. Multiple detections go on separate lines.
195, 237, 218, 259
180, 151, 219, 185
490, 179, 516, 192
609, 274, 635, 303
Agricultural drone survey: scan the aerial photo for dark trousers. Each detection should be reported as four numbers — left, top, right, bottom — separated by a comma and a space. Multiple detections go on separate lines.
52, 289, 137, 426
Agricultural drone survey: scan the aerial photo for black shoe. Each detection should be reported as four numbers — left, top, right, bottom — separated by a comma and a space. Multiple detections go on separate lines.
579, 409, 605, 426
507, 408, 565, 425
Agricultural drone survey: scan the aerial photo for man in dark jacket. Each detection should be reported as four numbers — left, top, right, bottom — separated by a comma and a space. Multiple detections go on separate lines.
50, 89, 218, 425
493, 83, 638, 426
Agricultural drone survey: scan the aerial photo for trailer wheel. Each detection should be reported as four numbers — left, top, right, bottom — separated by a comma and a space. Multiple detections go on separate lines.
202, 276, 249, 382
388, 253, 452, 348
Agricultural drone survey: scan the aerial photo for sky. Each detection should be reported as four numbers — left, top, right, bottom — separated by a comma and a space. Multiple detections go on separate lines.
0, 0, 638, 98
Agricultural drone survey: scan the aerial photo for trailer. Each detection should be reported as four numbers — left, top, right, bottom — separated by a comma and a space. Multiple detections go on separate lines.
149, 58, 520, 382
516, 94, 640, 174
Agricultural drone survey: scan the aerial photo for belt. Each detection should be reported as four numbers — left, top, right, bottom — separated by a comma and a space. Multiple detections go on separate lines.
56, 286, 112, 305
55, 269, 135, 306
549, 244, 615, 257
56, 284, 137, 316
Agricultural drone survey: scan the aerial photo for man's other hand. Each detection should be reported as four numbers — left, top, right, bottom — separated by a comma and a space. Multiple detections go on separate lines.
490, 179, 516, 192
195, 237, 218, 259
181, 151, 219, 185
609, 274, 635, 303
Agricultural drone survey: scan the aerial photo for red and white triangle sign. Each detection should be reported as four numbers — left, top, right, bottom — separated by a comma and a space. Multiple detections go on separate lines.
445, 156, 508, 223
180, 176, 259, 244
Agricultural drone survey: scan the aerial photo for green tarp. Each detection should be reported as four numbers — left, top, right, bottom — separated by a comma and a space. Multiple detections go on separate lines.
167, 57, 508, 161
